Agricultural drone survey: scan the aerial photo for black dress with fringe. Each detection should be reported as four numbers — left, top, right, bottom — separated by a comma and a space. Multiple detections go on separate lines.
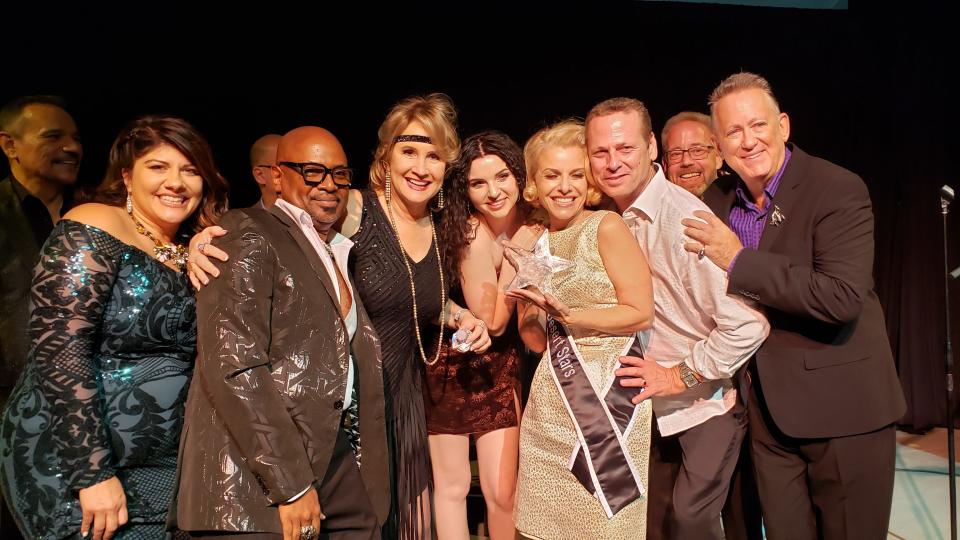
350, 190, 442, 540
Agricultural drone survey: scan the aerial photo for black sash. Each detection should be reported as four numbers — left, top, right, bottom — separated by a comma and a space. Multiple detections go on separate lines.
547, 316, 646, 518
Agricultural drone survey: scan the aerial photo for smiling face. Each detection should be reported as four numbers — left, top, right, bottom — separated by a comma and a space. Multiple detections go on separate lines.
277, 127, 349, 240
585, 110, 658, 211
663, 119, 723, 197
387, 121, 446, 211
712, 88, 790, 188
1, 103, 82, 186
466, 154, 521, 221
533, 145, 589, 230
123, 143, 203, 233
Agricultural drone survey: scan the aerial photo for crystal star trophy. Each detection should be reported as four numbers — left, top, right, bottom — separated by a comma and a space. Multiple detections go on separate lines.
505, 232, 575, 295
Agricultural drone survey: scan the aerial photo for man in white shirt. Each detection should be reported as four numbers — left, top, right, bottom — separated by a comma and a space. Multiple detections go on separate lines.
584, 97, 769, 540
176, 127, 389, 539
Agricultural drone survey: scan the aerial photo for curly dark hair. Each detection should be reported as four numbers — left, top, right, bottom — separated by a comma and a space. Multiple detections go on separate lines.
95, 115, 229, 237
439, 130, 530, 282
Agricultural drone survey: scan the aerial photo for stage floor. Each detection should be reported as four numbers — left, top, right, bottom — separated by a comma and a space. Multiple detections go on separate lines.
464, 429, 960, 539
891, 428, 960, 539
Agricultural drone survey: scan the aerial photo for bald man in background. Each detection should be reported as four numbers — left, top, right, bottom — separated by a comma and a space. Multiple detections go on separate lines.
250, 133, 282, 207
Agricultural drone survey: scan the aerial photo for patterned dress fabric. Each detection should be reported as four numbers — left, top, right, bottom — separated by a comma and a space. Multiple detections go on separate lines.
349, 190, 441, 540
423, 296, 521, 435
514, 211, 652, 540
0, 220, 196, 539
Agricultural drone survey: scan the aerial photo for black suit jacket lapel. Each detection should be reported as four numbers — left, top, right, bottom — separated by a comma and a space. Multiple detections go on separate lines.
269, 206, 341, 310
758, 144, 804, 253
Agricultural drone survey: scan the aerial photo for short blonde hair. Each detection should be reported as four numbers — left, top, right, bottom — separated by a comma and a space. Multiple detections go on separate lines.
708, 72, 780, 114
586, 97, 653, 139
522, 119, 602, 208
368, 93, 460, 190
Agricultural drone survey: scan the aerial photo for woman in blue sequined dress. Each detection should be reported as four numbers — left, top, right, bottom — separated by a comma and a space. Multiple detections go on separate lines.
0, 116, 227, 540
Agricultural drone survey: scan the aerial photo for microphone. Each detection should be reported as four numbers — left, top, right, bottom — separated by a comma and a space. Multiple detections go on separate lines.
951, 266, 960, 280
943, 185, 955, 204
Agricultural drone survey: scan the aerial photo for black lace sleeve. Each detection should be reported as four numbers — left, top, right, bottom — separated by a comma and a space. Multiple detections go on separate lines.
28, 220, 121, 491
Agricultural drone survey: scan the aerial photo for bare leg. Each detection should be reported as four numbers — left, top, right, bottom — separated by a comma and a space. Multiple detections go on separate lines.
428, 433, 471, 540
476, 426, 519, 540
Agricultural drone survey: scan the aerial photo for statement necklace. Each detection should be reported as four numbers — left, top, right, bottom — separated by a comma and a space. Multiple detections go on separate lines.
129, 213, 189, 272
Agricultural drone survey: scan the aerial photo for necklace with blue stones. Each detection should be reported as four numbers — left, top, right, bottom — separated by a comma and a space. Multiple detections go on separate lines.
129, 213, 189, 272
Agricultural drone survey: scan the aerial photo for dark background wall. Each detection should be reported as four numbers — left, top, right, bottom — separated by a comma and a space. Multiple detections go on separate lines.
2, 1, 954, 430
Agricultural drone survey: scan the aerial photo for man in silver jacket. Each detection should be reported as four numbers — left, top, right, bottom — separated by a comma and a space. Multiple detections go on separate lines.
174, 126, 389, 540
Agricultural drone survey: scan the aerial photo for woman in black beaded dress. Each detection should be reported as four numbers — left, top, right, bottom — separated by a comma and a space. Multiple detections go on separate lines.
337, 94, 491, 539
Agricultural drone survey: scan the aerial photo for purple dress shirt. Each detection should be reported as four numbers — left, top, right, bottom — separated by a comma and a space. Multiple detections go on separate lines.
728, 148, 792, 270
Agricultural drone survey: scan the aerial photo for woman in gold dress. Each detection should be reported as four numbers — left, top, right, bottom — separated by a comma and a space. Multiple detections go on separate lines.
507, 120, 654, 539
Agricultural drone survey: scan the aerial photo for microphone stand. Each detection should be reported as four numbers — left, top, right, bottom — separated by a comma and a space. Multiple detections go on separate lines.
941, 184, 956, 540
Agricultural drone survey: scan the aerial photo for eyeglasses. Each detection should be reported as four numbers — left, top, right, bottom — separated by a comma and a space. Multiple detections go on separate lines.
278, 161, 353, 187
665, 145, 714, 164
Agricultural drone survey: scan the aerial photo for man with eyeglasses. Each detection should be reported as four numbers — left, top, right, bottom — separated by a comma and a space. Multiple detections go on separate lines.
661, 112, 724, 199
249, 133, 282, 208
661, 110, 763, 539
176, 126, 390, 540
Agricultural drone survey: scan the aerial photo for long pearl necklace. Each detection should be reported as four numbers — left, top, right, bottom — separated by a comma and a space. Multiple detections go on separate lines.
383, 186, 446, 366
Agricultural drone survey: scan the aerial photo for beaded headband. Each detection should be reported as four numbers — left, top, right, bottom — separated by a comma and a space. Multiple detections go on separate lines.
393, 134, 432, 144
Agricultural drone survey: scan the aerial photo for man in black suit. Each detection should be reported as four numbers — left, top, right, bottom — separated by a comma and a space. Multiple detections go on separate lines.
687, 72, 906, 539
0, 95, 82, 407
175, 126, 389, 539
0, 95, 81, 540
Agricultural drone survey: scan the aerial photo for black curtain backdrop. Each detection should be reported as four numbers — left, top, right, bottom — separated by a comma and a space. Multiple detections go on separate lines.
3, 1, 955, 430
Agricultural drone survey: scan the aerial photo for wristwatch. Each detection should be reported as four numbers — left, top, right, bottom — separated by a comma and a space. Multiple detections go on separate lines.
677, 363, 702, 388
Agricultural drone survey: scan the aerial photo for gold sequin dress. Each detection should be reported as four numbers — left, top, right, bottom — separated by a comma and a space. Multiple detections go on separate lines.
514, 210, 652, 540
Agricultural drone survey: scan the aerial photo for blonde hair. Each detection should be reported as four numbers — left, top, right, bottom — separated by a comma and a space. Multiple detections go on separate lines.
585, 97, 653, 139
522, 119, 602, 207
708, 72, 780, 114
368, 93, 460, 190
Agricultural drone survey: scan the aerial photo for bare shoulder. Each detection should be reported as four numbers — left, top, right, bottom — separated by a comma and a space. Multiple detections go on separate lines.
338, 188, 363, 238
63, 203, 128, 236
597, 210, 631, 236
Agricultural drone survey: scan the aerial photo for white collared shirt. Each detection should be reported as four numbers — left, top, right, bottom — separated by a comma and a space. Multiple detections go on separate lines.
622, 165, 769, 436
275, 199, 357, 411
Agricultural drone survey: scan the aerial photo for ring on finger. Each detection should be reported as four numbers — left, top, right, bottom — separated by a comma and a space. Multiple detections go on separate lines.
197, 242, 206, 253
300, 524, 318, 540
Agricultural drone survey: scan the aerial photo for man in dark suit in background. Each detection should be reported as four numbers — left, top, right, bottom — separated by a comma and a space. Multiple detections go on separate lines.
0, 95, 82, 408
687, 71, 906, 539
0, 95, 81, 540
175, 126, 389, 539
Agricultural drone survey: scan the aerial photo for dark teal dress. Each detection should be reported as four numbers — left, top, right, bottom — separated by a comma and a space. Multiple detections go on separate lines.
0, 220, 196, 539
